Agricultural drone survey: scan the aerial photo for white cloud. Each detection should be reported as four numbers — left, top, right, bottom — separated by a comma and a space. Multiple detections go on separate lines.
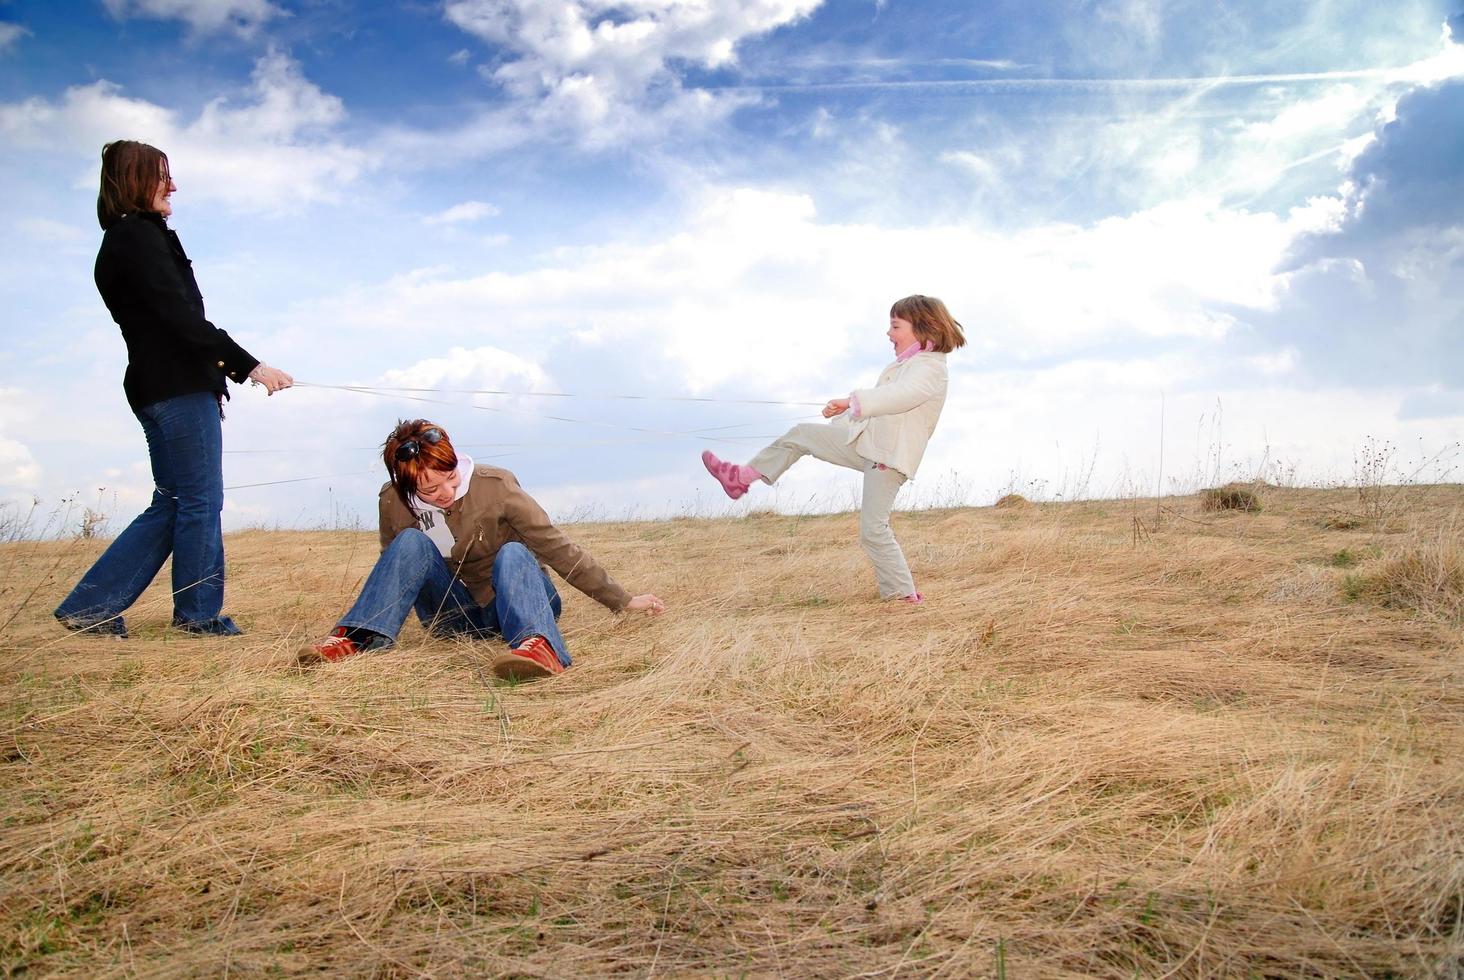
0, 436, 40, 491
285, 183, 1315, 401
939, 150, 1001, 185
511, 367, 1463, 519
1, 82, 168, 149
4, 2, 1459, 539
423, 200, 501, 225
920, 366, 1463, 505
0, 387, 42, 493
1239, 84, 1373, 146
0, 51, 369, 212
1390, 33, 1464, 84
101, 0, 282, 38
1036, 37, 1464, 215
379, 346, 554, 397
0, 22, 30, 53
442, 0, 822, 143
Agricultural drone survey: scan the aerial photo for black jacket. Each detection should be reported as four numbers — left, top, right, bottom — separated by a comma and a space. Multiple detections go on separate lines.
95, 211, 259, 412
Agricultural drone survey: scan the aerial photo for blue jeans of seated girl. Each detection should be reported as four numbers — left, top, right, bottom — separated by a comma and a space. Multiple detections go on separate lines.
337, 530, 570, 666
54, 391, 229, 630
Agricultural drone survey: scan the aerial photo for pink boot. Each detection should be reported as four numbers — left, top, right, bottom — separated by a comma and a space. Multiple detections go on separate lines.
899, 592, 925, 605
701, 450, 761, 500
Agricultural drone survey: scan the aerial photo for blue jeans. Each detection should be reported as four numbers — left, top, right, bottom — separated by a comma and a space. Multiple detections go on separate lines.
338, 531, 570, 666
55, 391, 232, 632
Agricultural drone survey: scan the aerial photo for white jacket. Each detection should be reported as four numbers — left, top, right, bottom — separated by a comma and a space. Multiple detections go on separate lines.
840, 351, 948, 479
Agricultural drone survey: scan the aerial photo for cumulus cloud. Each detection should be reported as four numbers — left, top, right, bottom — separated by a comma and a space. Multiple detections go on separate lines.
102, 0, 282, 38
0, 50, 369, 212
0, 387, 43, 494
242, 172, 1436, 521
923, 367, 1459, 505
380, 345, 552, 393
374, 347, 561, 443
1336, 78, 1464, 236
0, 436, 40, 490
285, 183, 1317, 401
441, 0, 821, 143
1258, 78, 1464, 391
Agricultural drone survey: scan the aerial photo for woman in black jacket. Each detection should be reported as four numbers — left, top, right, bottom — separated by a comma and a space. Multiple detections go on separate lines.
54, 140, 293, 637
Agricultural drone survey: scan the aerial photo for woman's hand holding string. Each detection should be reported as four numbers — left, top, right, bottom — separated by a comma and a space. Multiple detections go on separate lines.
822, 397, 850, 418
249, 364, 294, 394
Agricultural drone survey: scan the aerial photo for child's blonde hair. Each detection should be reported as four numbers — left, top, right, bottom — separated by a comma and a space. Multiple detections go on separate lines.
890, 295, 966, 353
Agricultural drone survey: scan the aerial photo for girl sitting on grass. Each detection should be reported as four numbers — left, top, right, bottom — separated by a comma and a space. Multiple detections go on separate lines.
700, 294, 965, 605
299, 419, 664, 678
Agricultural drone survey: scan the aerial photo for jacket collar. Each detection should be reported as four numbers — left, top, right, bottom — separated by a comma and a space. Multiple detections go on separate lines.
895, 340, 935, 363
409, 455, 476, 514
122, 210, 170, 231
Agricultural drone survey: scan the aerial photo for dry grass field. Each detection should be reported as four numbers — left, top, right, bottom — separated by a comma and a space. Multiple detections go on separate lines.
1, 485, 1461, 977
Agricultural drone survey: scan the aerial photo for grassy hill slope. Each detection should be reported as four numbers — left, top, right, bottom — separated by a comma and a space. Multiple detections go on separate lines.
2, 485, 1461, 977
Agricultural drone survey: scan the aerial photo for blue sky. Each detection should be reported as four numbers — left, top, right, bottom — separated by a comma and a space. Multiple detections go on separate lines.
1, 0, 1461, 532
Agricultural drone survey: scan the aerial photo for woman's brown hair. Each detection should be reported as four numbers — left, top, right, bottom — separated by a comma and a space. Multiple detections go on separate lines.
890, 295, 967, 353
383, 419, 460, 508
97, 140, 170, 230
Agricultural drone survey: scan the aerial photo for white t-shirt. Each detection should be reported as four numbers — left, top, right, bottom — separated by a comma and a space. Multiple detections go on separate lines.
409, 454, 474, 557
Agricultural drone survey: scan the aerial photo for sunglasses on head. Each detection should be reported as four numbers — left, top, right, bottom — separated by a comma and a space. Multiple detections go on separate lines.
394, 427, 443, 463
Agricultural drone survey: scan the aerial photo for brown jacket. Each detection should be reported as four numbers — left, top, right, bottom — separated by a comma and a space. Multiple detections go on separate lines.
378, 464, 631, 612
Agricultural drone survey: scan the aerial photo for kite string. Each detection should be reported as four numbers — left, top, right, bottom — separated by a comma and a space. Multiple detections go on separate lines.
294, 381, 826, 408
222, 379, 819, 490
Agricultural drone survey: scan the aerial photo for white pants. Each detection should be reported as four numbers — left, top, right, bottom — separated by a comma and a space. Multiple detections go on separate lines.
749, 422, 917, 599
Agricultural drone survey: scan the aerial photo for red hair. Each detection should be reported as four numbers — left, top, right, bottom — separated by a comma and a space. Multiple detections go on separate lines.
383, 419, 459, 507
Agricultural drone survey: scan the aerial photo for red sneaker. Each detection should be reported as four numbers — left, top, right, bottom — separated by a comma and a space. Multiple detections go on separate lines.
491, 635, 565, 681
297, 627, 390, 665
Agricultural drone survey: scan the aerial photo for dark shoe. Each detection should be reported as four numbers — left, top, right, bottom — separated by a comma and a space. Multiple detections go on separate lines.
56, 612, 128, 638
174, 615, 243, 636
298, 627, 392, 665
491, 635, 565, 681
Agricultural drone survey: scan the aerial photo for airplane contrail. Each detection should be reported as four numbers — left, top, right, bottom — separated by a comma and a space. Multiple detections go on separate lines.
711, 67, 1411, 94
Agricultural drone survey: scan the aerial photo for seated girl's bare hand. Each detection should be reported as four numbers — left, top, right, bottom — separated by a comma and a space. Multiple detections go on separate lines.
625, 594, 665, 616
823, 398, 850, 418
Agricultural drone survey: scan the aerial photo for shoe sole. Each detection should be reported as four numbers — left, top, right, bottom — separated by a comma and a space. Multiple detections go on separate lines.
491, 652, 557, 681
297, 645, 361, 666
57, 618, 128, 638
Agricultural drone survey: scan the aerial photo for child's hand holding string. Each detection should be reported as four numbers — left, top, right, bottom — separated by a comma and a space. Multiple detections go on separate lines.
822, 398, 850, 418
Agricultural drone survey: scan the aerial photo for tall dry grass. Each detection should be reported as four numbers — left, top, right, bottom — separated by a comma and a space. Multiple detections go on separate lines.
1, 486, 1462, 977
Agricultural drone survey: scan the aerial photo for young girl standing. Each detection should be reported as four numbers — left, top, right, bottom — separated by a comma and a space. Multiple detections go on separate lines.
700, 295, 965, 604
